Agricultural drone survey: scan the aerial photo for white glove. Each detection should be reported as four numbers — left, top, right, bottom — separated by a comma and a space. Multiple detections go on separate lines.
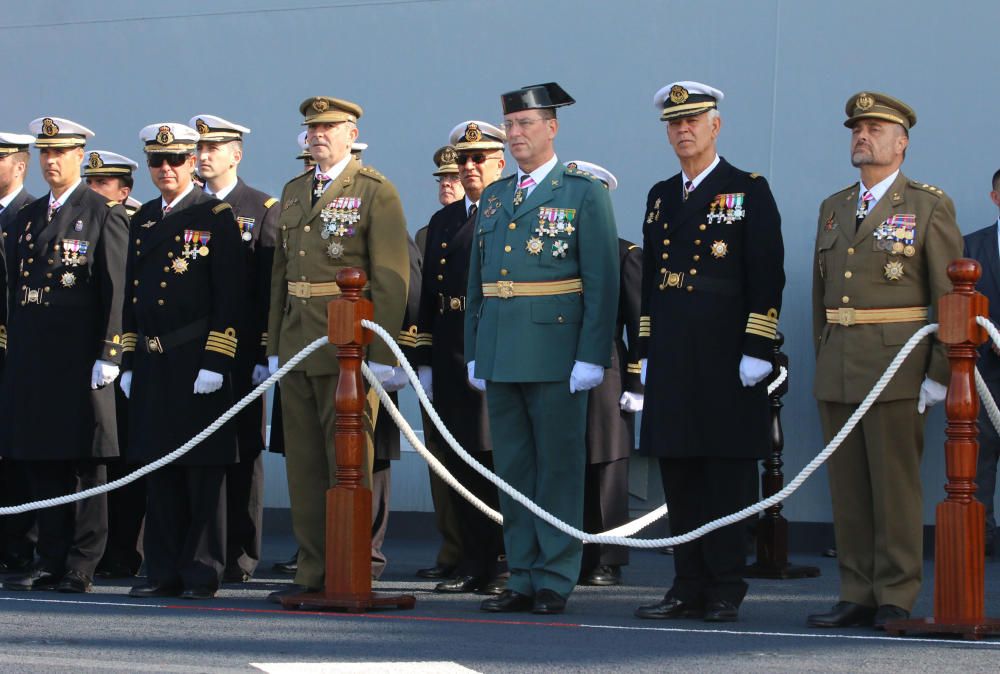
252, 364, 270, 386
193, 369, 224, 394
467, 361, 486, 392
417, 366, 433, 401
739, 354, 773, 387
368, 361, 395, 383
267, 355, 279, 376
382, 367, 409, 393
91, 359, 119, 390
119, 370, 132, 399
619, 391, 644, 413
640, 359, 647, 386
569, 360, 604, 394
918, 376, 947, 414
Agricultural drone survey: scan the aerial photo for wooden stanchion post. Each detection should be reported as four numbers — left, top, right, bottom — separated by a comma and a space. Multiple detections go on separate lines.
886, 259, 1000, 639
744, 332, 820, 579
282, 268, 415, 612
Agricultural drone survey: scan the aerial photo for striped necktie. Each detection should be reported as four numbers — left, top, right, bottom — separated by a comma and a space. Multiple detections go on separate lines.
47, 200, 60, 223
683, 179, 694, 202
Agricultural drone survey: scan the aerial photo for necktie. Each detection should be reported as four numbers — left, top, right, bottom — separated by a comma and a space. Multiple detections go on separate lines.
468, 203, 478, 222
513, 174, 535, 208
855, 190, 873, 229
312, 174, 331, 204
47, 200, 60, 223
683, 180, 694, 202
163, 205, 173, 216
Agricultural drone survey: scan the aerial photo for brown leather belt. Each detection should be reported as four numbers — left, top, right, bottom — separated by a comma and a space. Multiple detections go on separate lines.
825, 306, 928, 327
482, 278, 583, 299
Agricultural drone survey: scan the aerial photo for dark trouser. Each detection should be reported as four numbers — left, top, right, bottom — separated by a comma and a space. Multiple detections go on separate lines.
371, 459, 391, 579
582, 457, 630, 571
487, 381, 587, 598
443, 448, 506, 580
0, 458, 37, 564
144, 465, 226, 591
976, 403, 1000, 549
659, 457, 757, 606
30, 460, 108, 578
423, 411, 462, 568
225, 451, 264, 576
99, 460, 145, 575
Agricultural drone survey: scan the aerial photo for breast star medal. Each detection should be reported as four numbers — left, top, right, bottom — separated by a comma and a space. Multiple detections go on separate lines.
171, 257, 189, 274
710, 240, 729, 259
326, 240, 344, 259
884, 260, 904, 281
525, 237, 544, 255
60, 271, 76, 288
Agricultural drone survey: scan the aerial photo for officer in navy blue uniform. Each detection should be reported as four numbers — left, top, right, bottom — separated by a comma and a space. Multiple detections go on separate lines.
635, 82, 785, 623
121, 122, 244, 600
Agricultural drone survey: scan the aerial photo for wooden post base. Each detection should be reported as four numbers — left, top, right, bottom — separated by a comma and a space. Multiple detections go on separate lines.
280, 591, 416, 613
743, 562, 820, 579
884, 617, 1000, 641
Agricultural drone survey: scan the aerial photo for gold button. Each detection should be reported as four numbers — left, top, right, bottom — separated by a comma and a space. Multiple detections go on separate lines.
663, 224, 668, 230
440, 258, 446, 265
661, 253, 668, 260
28, 243, 34, 249
54, 244, 60, 251
842, 295, 850, 304
299, 250, 305, 256
132, 297, 137, 304
508, 223, 516, 230
699, 224, 706, 231
557, 316, 564, 323
689, 269, 698, 275
686, 285, 694, 292
160, 281, 167, 288
135, 238, 141, 245
500, 269, 509, 276
437, 274, 444, 281
844, 271, 852, 279
300, 275, 307, 281
45, 272, 52, 278
663, 239, 670, 246
694, 239, 701, 245
175, 235, 181, 242
158, 299, 165, 306
693, 255, 700, 261
847, 247, 855, 255
44, 286, 50, 292
660, 267, 667, 274
27, 258, 33, 264
22, 272, 28, 278
441, 242, 448, 249
167, 252, 174, 258
163, 266, 170, 272
504, 245, 512, 253
304, 225, 311, 232
47, 259, 53, 264
133, 280, 139, 286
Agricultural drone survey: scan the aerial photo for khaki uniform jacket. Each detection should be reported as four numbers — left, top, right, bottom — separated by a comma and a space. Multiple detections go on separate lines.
267, 158, 409, 375
812, 172, 963, 403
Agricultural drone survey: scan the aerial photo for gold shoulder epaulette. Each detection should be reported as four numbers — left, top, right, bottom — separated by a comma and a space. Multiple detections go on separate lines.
910, 180, 944, 196
359, 166, 386, 182
107, 199, 120, 207
212, 202, 232, 214
749, 172, 761, 179
565, 166, 595, 180
264, 197, 278, 209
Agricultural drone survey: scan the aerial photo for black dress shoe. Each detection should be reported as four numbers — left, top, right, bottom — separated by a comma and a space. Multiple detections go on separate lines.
807, 601, 876, 628
128, 581, 183, 598
579, 565, 622, 586
272, 550, 298, 575
223, 568, 251, 583
480, 589, 534, 613
532, 589, 567, 615
180, 587, 216, 600
57, 570, 92, 594
873, 604, 909, 630
635, 596, 705, 620
434, 575, 482, 593
0, 556, 33, 575
704, 599, 739, 622
4, 567, 61, 591
416, 563, 455, 580
479, 574, 509, 596
267, 584, 319, 605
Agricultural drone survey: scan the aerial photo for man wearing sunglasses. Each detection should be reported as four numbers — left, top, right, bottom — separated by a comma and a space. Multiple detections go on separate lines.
121, 122, 244, 600
1, 118, 129, 594
413, 121, 509, 596
465, 84, 620, 615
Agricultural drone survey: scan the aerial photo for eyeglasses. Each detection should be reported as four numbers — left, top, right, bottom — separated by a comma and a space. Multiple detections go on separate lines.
456, 153, 492, 165
147, 153, 189, 168
436, 175, 461, 184
501, 117, 546, 132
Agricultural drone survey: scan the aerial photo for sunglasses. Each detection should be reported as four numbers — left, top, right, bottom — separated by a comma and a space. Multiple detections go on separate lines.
147, 153, 189, 168
456, 153, 492, 166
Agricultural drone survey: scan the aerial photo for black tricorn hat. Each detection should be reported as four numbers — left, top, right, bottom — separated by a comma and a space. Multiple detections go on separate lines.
501, 82, 575, 114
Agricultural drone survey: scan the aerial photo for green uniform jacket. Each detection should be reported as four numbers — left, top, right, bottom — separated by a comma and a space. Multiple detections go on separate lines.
812, 172, 963, 403
465, 162, 619, 382
267, 158, 409, 375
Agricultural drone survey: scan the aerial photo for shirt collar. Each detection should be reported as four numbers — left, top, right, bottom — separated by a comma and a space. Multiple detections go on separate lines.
315, 153, 353, 184
0, 184, 23, 209
205, 178, 238, 201
49, 179, 81, 206
681, 154, 720, 193
518, 154, 559, 187
464, 195, 478, 215
859, 169, 899, 207
161, 181, 196, 212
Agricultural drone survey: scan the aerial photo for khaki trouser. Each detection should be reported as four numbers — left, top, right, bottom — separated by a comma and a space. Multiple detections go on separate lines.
281, 370, 373, 589
819, 399, 925, 610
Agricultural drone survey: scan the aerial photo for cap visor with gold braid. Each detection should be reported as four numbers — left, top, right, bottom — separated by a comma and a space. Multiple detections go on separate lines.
300, 96, 363, 125
30, 117, 94, 148
844, 91, 917, 130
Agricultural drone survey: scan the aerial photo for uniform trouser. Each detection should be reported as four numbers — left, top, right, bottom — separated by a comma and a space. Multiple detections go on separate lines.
581, 457, 630, 571
144, 465, 226, 591
423, 410, 463, 568
819, 399, 924, 610
99, 461, 145, 574
225, 451, 264, 576
443, 447, 506, 580
30, 460, 107, 578
487, 381, 587, 598
371, 459, 391, 579
975, 402, 1000, 548
659, 457, 756, 606
281, 370, 374, 589
0, 458, 36, 564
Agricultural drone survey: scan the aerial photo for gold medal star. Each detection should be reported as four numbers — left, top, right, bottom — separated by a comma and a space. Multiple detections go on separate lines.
884, 260, 905, 281
171, 257, 189, 274
525, 237, 544, 255
710, 240, 728, 259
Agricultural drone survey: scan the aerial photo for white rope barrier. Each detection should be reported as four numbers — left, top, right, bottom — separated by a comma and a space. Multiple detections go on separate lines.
0, 336, 329, 516
976, 316, 1000, 437
362, 318, 935, 548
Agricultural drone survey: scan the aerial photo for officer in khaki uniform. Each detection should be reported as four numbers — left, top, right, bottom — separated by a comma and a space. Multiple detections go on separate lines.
266, 96, 409, 602
467, 83, 619, 615
808, 92, 963, 629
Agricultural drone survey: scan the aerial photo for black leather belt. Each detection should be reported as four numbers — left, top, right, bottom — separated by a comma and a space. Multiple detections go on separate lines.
658, 270, 740, 297
439, 294, 466, 313
139, 317, 210, 354
20, 286, 92, 307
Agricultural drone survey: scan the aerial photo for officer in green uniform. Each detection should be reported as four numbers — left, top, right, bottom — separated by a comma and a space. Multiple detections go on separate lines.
265, 96, 409, 603
807, 92, 962, 630
466, 83, 619, 614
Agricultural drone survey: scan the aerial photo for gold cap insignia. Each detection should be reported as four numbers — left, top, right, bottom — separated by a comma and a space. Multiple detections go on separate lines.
856, 93, 874, 111
465, 123, 482, 143
440, 146, 457, 164
88, 152, 103, 169
669, 85, 689, 105
156, 125, 175, 145
42, 117, 59, 137
195, 118, 210, 134
312, 98, 330, 113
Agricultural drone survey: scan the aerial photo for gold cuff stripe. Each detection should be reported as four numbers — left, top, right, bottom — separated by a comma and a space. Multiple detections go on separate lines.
748, 312, 779, 326
746, 325, 778, 339
205, 343, 237, 357
397, 332, 418, 347
207, 330, 238, 343
414, 334, 433, 347
206, 337, 238, 350
638, 327, 651, 337
627, 364, 642, 374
